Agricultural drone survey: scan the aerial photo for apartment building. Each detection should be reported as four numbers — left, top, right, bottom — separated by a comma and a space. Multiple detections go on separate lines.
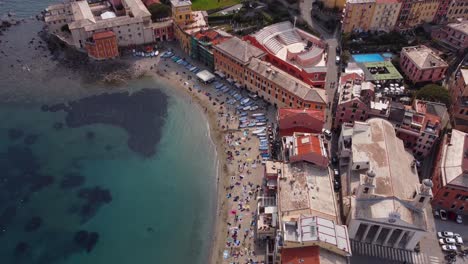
213, 37, 327, 110
432, 20, 468, 51
449, 66, 468, 132
342, 0, 376, 33
400, 45, 448, 84
391, 100, 445, 157
431, 129, 468, 216
369, 0, 402, 32
190, 29, 232, 70
447, 0, 468, 22
339, 119, 432, 251
396, 0, 439, 31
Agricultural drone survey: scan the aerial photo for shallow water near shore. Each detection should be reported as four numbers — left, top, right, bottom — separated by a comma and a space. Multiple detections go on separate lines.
0, 2, 217, 264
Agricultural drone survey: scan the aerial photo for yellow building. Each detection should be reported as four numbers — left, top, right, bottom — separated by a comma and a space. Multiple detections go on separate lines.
322, 0, 347, 10
407, 0, 439, 28
369, 0, 401, 32
170, 0, 192, 24
342, 0, 376, 33
447, 0, 468, 22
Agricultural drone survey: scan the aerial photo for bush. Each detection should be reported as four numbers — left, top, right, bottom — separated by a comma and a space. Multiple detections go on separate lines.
415, 84, 450, 106
148, 3, 171, 21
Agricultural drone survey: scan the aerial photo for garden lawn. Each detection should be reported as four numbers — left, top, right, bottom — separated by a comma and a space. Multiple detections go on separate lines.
191, 0, 241, 11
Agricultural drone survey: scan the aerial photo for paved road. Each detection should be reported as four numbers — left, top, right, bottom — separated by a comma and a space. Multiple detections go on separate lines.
299, 0, 340, 130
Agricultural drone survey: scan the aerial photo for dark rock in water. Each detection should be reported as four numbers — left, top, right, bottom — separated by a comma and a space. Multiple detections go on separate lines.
0, 206, 17, 231
60, 173, 85, 189
6, 146, 40, 174
14, 241, 30, 256
53, 122, 63, 130
47, 89, 168, 157
77, 186, 112, 223
24, 134, 39, 145
86, 232, 99, 253
8, 128, 24, 140
105, 145, 113, 151
30, 174, 54, 192
41, 105, 49, 111
86, 131, 95, 140
24, 216, 42, 232
74, 230, 89, 246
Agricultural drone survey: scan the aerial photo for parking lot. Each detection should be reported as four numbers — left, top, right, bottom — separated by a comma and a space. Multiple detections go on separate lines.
433, 213, 468, 263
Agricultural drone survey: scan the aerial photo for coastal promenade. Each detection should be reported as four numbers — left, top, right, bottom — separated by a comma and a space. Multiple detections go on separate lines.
133, 45, 272, 264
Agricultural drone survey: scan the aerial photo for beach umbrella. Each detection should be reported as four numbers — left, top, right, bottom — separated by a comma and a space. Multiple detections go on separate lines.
400, 86, 405, 90
384, 87, 389, 91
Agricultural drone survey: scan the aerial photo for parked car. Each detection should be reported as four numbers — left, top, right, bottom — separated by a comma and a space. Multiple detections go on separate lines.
437, 231, 454, 238
439, 238, 456, 245
332, 156, 338, 165
335, 55, 340, 65
322, 128, 332, 138
334, 169, 339, 178
441, 245, 457, 252
440, 209, 448, 221
333, 179, 341, 191
456, 214, 463, 224
454, 234, 463, 245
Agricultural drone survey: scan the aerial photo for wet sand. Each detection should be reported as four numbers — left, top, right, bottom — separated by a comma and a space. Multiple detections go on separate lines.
132, 47, 274, 264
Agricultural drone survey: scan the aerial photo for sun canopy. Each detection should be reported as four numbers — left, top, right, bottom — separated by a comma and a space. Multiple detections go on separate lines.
196, 70, 216, 83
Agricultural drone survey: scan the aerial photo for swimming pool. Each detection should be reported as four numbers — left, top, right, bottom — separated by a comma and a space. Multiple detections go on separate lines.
352, 53, 385, 63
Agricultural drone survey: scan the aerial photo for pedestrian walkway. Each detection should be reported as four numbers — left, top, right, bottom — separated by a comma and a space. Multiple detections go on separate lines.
351, 239, 442, 264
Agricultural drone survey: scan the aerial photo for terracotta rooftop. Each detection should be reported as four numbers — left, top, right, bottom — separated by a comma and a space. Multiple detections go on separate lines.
213, 37, 266, 64
93, 31, 116, 40
282, 246, 320, 264
278, 108, 324, 122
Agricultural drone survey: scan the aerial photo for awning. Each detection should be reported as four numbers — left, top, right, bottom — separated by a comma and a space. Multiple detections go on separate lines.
215, 71, 225, 78
196, 70, 216, 83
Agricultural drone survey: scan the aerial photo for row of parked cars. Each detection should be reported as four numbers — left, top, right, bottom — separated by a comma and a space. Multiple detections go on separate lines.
438, 231, 464, 252
434, 209, 463, 224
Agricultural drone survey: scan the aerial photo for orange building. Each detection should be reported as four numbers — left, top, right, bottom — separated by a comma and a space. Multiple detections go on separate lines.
277, 108, 325, 137
213, 37, 266, 85
431, 129, 468, 215
85, 31, 119, 60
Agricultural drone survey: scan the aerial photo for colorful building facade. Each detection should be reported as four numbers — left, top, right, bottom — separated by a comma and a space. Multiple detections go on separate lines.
447, 0, 468, 22
431, 129, 468, 215
369, 0, 401, 32
190, 29, 231, 70
341, 0, 376, 33
400, 45, 448, 84
85, 31, 119, 60
432, 20, 468, 52
449, 67, 468, 132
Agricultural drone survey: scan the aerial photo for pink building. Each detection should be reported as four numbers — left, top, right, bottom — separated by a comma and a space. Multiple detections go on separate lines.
400, 45, 448, 84
449, 67, 468, 132
334, 73, 390, 129
432, 20, 468, 52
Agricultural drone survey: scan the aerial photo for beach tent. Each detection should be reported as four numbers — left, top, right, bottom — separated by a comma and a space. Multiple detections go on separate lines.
196, 70, 216, 84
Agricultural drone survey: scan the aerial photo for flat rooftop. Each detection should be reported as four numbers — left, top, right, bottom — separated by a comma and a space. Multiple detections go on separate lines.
361, 61, 403, 81
170, 0, 192, 7
278, 162, 337, 222
447, 20, 468, 35
440, 129, 468, 189
402, 45, 448, 69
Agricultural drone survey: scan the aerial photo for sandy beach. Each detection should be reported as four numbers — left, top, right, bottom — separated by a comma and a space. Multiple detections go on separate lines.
132, 45, 274, 264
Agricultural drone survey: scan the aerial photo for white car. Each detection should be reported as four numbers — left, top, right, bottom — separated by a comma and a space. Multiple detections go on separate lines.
437, 231, 454, 238
454, 234, 463, 245
335, 55, 340, 64
439, 238, 456, 245
322, 128, 332, 138
441, 245, 457, 252
456, 214, 463, 224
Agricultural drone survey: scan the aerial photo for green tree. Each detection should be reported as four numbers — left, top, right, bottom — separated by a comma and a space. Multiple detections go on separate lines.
415, 84, 450, 106
148, 3, 171, 21
341, 50, 351, 66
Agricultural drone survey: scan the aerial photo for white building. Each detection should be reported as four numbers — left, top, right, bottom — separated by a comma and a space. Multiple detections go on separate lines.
339, 118, 432, 251
44, 0, 156, 49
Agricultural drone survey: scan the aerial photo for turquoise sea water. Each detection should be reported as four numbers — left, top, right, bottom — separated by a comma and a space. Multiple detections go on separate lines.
0, 2, 217, 263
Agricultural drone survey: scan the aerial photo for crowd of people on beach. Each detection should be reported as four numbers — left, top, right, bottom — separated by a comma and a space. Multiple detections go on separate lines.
154, 50, 268, 264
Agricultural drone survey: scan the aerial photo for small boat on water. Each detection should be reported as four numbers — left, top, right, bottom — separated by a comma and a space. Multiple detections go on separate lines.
252, 113, 265, 117
256, 122, 266, 126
